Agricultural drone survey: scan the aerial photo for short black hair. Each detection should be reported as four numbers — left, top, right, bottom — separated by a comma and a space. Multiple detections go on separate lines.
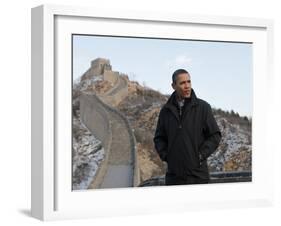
172, 69, 189, 84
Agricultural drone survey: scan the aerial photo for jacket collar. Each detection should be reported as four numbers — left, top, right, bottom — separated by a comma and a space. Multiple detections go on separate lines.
163, 89, 198, 121
164, 88, 198, 109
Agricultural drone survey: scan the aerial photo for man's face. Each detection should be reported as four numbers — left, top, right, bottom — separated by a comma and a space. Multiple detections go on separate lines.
172, 73, 192, 98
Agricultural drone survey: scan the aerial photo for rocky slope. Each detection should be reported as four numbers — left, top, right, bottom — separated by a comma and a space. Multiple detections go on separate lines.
208, 113, 251, 172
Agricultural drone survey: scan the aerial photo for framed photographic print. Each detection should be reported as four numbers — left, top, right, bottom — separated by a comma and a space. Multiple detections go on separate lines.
31, 4, 274, 221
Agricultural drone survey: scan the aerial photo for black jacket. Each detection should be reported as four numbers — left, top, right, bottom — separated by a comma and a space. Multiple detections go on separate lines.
153, 89, 221, 180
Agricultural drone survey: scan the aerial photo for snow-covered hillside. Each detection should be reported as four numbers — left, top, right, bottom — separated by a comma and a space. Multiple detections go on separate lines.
208, 115, 251, 172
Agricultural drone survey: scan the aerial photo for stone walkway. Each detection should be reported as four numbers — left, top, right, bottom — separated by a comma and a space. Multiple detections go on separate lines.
106, 75, 127, 96
100, 108, 133, 188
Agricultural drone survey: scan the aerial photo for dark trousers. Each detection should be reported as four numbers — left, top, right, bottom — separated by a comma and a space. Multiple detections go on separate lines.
165, 172, 209, 185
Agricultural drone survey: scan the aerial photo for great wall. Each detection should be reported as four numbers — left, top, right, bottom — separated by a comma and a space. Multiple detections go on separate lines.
78, 58, 140, 188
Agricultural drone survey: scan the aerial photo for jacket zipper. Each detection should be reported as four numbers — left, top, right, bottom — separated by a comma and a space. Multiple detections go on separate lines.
179, 106, 182, 128
179, 105, 201, 166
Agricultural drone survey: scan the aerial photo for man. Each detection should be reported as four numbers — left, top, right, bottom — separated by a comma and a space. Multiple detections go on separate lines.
153, 69, 221, 185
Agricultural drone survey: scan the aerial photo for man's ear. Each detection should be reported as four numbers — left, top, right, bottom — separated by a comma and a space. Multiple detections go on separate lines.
171, 82, 176, 90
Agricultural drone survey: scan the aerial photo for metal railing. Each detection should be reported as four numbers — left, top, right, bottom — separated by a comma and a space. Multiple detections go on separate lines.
138, 171, 252, 187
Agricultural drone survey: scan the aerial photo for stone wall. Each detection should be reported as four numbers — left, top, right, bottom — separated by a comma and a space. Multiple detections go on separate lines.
103, 69, 118, 85
79, 93, 113, 188
91, 58, 111, 71
96, 96, 140, 187
79, 94, 111, 148
101, 75, 129, 106
78, 58, 140, 187
81, 58, 113, 81
79, 92, 140, 187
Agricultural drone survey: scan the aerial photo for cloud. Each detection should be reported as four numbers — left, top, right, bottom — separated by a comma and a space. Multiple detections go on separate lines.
175, 55, 192, 66
165, 55, 192, 69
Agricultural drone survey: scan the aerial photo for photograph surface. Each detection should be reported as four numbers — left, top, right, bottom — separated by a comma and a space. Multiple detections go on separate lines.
72, 34, 252, 190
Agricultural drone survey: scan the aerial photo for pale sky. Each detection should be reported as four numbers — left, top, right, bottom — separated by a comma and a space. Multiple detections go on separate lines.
72, 35, 252, 117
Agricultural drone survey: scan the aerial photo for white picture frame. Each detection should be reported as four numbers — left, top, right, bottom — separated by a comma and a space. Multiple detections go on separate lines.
31, 4, 274, 221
